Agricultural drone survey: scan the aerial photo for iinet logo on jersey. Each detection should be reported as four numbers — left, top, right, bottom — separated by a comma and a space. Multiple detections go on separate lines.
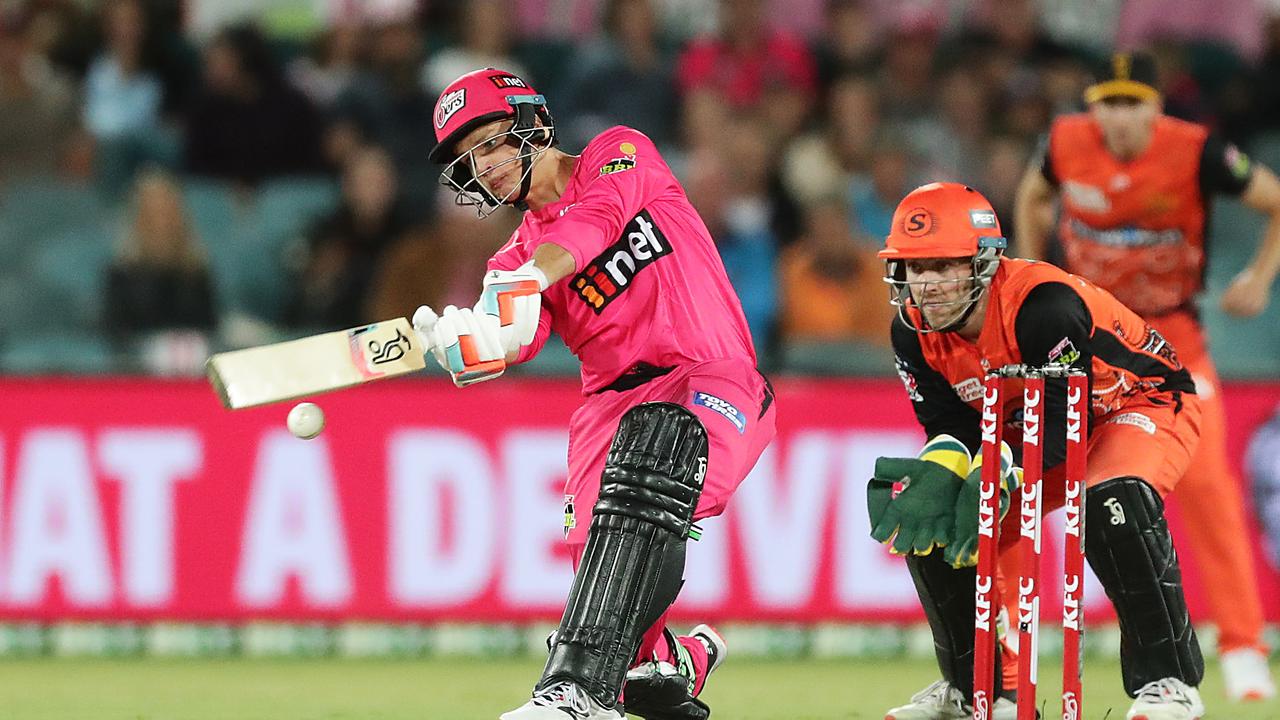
573, 210, 672, 313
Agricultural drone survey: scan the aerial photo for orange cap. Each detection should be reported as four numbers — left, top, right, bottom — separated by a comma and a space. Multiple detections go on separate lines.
879, 182, 1006, 259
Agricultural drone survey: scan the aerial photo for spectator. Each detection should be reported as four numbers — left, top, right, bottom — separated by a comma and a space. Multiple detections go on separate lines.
369, 193, 519, 321
778, 198, 892, 343
103, 170, 216, 371
331, 19, 436, 216
289, 23, 363, 110
0, 8, 79, 187
421, 0, 529, 95
1246, 404, 1280, 571
84, 0, 160, 140
675, 0, 817, 110
685, 118, 779, 351
184, 23, 324, 186
878, 11, 939, 126
782, 73, 880, 208
981, 134, 1030, 246
815, 0, 882, 86
291, 146, 416, 330
911, 67, 992, 182
558, 0, 677, 150
84, 0, 177, 195
849, 138, 916, 241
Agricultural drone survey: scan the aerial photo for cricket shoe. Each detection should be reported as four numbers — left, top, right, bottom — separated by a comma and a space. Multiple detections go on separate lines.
1220, 647, 1276, 701
499, 681, 624, 720
883, 680, 1020, 720
1125, 677, 1204, 720
623, 625, 727, 720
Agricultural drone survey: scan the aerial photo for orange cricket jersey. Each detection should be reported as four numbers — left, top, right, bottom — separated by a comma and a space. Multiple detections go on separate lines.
1048, 115, 1210, 317
892, 258, 1195, 467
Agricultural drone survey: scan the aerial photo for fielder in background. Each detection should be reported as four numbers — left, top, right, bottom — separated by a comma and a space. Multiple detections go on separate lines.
869, 182, 1206, 720
416, 68, 777, 720
1015, 50, 1279, 702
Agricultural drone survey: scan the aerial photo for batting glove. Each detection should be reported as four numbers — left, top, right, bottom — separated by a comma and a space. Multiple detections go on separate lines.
479, 260, 547, 355
415, 304, 506, 387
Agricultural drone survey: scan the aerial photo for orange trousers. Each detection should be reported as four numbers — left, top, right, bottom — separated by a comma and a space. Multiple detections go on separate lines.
1151, 311, 1267, 654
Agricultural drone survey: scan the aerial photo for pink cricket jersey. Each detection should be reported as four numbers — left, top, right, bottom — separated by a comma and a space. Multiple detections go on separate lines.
487, 126, 758, 394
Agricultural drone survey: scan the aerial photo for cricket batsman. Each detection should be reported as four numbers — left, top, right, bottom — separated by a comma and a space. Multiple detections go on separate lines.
414, 68, 777, 720
1015, 50, 1278, 701
869, 182, 1206, 720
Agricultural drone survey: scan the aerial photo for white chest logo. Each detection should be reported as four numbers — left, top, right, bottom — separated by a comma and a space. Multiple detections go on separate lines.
1062, 181, 1110, 213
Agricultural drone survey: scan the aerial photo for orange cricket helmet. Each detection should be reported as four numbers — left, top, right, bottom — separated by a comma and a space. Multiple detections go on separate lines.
880, 182, 1006, 260
881, 182, 1008, 332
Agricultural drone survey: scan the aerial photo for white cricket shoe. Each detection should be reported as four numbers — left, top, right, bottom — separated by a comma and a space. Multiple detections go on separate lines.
1125, 678, 1205, 720
1220, 647, 1276, 701
499, 681, 624, 720
883, 680, 1018, 720
690, 624, 727, 676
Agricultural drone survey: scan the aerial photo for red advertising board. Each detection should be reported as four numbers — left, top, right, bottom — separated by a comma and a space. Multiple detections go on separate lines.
0, 377, 1276, 623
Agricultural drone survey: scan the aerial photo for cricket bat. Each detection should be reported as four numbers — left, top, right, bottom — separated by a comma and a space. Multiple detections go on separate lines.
207, 317, 426, 409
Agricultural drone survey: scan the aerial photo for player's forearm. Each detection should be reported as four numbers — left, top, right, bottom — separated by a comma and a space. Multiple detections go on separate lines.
1241, 165, 1280, 286
532, 242, 576, 285
1014, 172, 1055, 261
1247, 211, 1280, 287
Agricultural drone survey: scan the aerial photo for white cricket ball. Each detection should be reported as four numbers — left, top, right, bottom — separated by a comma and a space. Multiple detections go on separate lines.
287, 402, 325, 440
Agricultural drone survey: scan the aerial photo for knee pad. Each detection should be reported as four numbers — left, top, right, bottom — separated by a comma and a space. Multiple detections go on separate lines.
596, 402, 709, 534
1084, 476, 1204, 694
540, 403, 709, 706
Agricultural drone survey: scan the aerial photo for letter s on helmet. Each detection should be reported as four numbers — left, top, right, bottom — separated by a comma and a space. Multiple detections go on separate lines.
879, 182, 1009, 332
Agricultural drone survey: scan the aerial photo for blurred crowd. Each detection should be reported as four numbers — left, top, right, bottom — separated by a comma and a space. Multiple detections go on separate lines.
4, 0, 1280, 375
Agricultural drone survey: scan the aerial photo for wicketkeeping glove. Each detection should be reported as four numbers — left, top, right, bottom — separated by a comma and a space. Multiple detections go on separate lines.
945, 440, 1020, 568
413, 304, 505, 387
867, 434, 972, 556
479, 260, 547, 355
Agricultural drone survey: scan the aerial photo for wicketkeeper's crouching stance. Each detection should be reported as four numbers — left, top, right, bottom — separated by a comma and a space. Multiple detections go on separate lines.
415, 68, 776, 719
868, 183, 1206, 720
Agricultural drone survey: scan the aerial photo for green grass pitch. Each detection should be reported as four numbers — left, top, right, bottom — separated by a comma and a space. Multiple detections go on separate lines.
0, 656, 1273, 719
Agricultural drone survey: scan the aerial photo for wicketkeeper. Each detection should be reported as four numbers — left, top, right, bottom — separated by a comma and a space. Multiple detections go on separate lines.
868, 182, 1206, 720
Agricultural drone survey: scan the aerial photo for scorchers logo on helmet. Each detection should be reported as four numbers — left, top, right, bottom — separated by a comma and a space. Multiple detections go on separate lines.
434, 89, 467, 129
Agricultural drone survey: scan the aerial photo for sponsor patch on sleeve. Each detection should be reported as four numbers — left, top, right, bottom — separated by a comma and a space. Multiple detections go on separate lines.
599, 156, 636, 176
895, 356, 924, 402
1225, 143, 1252, 181
693, 391, 747, 434
563, 495, 576, 538
1048, 336, 1081, 366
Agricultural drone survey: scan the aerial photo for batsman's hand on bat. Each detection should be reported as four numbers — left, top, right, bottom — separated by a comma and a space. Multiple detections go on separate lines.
945, 440, 1019, 568
867, 434, 972, 556
412, 304, 505, 387
480, 260, 547, 355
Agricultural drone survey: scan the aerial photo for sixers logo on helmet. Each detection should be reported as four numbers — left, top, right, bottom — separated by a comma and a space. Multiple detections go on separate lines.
434, 88, 467, 130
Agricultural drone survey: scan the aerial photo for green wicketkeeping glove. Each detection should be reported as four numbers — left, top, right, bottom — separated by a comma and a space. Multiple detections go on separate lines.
945, 440, 1020, 568
867, 434, 972, 556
